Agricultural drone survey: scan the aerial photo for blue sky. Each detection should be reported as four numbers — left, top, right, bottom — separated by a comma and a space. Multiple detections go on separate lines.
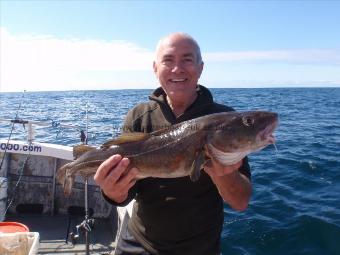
1, 0, 339, 92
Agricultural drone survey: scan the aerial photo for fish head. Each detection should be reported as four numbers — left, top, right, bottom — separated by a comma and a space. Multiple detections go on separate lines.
208, 111, 278, 154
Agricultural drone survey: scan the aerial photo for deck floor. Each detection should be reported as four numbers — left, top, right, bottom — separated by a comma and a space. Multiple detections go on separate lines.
6, 213, 116, 254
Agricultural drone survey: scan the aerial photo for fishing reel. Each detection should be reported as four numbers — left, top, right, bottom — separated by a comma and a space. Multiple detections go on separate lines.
69, 218, 95, 245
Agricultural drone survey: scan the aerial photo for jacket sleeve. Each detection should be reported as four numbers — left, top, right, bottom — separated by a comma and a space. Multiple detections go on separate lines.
121, 107, 143, 133
101, 185, 137, 207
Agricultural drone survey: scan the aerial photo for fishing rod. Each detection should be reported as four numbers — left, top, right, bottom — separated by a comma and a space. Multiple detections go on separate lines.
0, 93, 90, 226
84, 102, 91, 255
0, 91, 31, 220
68, 102, 94, 255
0, 91, 26, 178
2, 96, 95, 253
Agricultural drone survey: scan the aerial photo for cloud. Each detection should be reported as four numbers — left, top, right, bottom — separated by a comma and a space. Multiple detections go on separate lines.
204, 49, 340, 65
0, 27, 155, 92
1, 27, 339, 92
0, 27, 154, 71
199, 79, 340, 88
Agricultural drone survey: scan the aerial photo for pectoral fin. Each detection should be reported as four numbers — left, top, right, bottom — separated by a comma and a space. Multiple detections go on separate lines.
190, 150, 205, 182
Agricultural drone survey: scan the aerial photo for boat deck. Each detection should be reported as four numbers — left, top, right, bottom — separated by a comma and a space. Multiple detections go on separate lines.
6, 213, 117, 254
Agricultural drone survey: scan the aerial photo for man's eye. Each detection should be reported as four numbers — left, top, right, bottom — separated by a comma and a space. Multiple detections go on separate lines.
162, 59, 172, 63
184, 58, 193, 62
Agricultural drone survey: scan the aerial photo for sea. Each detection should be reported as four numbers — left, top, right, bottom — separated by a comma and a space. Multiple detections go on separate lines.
0, 87, 339, 255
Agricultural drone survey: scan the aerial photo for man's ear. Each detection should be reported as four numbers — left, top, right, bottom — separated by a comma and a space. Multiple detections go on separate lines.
198, 61, 204, 78
153, 61, 157, 74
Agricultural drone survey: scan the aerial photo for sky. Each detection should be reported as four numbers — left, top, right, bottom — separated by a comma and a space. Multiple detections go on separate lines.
0, 0, 339, 92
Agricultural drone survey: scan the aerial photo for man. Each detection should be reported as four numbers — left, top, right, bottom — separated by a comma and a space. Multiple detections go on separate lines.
94, 33, 252, 255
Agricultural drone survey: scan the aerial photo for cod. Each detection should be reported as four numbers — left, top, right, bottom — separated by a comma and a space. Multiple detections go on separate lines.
57, 111, 278, 196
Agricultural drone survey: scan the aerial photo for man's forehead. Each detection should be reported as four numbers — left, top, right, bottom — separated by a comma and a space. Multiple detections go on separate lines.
155, 34, 201, 62
160, 51, 195, 58
157, 43, 197, 57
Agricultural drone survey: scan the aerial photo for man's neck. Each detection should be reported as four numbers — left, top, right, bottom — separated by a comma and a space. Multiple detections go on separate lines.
166, 93, 198, 117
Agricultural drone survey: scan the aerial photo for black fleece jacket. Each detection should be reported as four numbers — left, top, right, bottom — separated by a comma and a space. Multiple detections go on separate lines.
105, 85, 251, 255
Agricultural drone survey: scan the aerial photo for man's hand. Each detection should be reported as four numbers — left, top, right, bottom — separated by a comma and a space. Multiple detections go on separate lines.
203, 157, 252, 211
94, 154, 139, 203
203, 158, 243, 177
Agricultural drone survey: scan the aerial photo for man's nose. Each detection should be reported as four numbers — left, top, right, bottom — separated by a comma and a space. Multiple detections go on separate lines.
171, 61, 185, 73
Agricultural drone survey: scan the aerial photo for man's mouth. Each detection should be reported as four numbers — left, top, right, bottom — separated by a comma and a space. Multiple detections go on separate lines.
169, 78, 187, 83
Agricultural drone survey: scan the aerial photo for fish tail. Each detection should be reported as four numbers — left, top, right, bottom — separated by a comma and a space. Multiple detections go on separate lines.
56, 163, 75, 197
63, 173, 75, 197
56, 164, 69, 185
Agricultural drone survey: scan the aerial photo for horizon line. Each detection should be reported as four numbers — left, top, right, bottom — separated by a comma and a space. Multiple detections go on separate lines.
1, 85, 340, 93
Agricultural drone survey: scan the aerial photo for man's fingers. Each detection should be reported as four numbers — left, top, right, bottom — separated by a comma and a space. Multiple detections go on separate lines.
93, 155, 139, 203
117, 167, 139, 188
204, 159, 243, 177
118, 179, 137, 196
94, 154, 122, 183
105, 157, 130, 184
233, 160, 243, 170
110, 169, 138, 197
126, 179, 137, 190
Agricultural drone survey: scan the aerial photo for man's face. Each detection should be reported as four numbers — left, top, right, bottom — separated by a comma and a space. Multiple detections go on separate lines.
153, 36, 204, 104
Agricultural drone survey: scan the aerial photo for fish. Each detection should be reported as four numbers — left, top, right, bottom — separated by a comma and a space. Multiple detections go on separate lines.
57, 111, 278, 196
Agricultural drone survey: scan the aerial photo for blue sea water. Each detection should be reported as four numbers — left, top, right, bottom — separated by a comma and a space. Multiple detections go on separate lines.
1, 87, 340, 255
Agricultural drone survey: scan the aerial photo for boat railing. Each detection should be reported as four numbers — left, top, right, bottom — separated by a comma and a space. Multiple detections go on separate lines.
0, 118, 81, 144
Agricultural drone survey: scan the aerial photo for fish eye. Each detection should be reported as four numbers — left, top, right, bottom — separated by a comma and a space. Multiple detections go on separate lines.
242, 116, 254, 127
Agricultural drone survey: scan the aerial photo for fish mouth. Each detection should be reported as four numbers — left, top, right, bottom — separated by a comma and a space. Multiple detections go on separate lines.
256, 120, 278, 145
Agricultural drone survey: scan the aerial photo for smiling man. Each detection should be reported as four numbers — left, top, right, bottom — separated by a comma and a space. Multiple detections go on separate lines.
94, 33, 252, 255
153, 34, 204, 117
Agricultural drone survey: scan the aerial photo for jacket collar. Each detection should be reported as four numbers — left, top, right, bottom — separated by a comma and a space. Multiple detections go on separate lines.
148, 85, 215, 123
149, 85, 214, 105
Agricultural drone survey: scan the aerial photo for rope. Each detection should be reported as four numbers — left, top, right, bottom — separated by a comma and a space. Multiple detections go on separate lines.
2, 148, 31, 216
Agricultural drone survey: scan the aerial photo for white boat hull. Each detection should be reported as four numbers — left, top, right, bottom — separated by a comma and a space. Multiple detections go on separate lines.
0, 140, 111, 218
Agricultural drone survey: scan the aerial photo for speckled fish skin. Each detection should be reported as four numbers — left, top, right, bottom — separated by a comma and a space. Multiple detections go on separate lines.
57, 111, 278, 196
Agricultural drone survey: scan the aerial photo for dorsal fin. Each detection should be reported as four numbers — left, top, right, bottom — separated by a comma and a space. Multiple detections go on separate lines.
101, 132, 151, 148
73, 145, 96, 159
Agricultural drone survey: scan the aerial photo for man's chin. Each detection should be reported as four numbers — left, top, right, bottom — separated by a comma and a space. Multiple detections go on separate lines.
167, 89, 197, 102
167, 81, 188, 88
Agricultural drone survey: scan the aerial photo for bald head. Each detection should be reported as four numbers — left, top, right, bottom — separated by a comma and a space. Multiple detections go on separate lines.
155, 33, 203, 64
152, 32, 204, 115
